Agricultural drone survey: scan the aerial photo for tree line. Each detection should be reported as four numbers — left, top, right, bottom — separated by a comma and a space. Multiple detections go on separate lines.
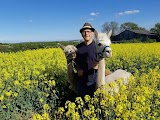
102, 21, 160, 38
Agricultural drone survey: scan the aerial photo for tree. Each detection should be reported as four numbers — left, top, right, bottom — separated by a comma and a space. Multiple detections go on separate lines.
120, 22, 146, 32
102, 21, 119, 36
150, 22, 160, 38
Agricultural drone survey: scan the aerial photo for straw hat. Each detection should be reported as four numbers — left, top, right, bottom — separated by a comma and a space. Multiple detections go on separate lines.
80, 22, 95, 33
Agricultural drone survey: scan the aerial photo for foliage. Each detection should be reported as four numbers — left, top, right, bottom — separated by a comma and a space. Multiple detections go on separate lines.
101, 21, 147, 35
120, 38, 157, 43
102, 21, 119, 36
150, 22, 160, 38
120, 22, 146, 32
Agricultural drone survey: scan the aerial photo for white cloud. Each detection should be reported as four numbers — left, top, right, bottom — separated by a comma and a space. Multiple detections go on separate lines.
124, 10, 139, 14
116, 10, 140, 17
90, 12, 99, 16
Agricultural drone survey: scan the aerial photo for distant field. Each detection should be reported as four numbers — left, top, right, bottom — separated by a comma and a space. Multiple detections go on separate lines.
0, 44, 9, 49
0, 41, 80, 52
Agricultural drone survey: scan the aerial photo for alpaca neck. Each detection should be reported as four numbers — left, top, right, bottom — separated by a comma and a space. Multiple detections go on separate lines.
67, 58, 73, 64
97, 58, 106, 88
67, 59, 76, 73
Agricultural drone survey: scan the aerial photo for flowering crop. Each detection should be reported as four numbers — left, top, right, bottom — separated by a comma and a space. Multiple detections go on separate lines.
0, 48, 67, 119
107, 43, 160, 74
0, 43, 160, 120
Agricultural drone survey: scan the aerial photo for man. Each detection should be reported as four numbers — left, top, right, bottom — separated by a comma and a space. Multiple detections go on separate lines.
75, 22, 99, 98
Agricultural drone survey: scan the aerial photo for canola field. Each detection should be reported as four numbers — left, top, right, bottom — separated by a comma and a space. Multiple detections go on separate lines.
0, 43, 160, 120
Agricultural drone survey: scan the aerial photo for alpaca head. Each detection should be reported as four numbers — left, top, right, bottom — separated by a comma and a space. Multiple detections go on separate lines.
58, 43, 77, 60
94, 30, 112, 59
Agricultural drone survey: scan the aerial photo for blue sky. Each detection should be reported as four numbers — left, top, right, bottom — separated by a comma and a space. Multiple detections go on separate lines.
0, 0, 160, 43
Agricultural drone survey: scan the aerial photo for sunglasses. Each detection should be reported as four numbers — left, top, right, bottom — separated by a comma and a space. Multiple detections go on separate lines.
82, 30, 92, 34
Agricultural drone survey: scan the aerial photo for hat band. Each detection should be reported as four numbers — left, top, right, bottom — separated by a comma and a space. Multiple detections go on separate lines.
82, 26, 92, 28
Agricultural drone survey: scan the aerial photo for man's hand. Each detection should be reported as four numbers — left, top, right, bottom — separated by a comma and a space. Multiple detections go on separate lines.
93, 63, 99, 69
77, 69, 83, 76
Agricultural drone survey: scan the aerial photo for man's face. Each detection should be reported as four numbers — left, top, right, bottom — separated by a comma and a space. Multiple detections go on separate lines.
81, 29, 93, 41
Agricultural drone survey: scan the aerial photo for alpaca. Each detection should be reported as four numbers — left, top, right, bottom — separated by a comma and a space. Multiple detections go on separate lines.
94, 30, 131, 93
94, 30, 112, 88
105, 69, 131, 93
59, 44, 77, 92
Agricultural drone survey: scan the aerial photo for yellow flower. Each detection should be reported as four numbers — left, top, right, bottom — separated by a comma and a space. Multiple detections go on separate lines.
65, 111, 71, 118
13, 92, 18, 97
108, 95, 115, 104
33, 113, 42, 120
88, 104, 95, 112
68, 102, 76, 110
5, 90, 12, 97
14, 80, 20, 85
109, 82, 116, 88
122, 111, 130, 119
120, 85, 127, 91
74, 112, 80, 120
42, 112, 50, 120
48, 80, 56, 86
95, 108, 101, 113
100, 99, 105, 106
24, 80, 31, 85
57, 107, 65, 115
116, 79, 123, 85
83, 110, 91, 117
43, 104, 50, 111
65, 100, 71, 109
94, 88, 101, 96
91, 97, 99, 105
3, 105, 7, 108
84, 95, 91, 103
115, 104, 123, 116
105, 110, 109, 116
0, 80, 4, 88
39, 98, 43, 103
0, 95, 4, 101
45, 93, 49, 97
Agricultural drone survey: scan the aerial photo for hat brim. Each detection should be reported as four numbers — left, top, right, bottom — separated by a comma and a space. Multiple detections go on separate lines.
80, 28, 95, 33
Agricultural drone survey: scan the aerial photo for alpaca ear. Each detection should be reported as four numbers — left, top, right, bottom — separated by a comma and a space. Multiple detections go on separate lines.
94, 30, 98, 39
107, 30, 112, 39
57, 43, 65, 50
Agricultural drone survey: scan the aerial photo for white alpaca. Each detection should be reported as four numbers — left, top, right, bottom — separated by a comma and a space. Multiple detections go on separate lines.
104, 69, 131, 93
94, 30, 131, 93
59, 44, 77, 92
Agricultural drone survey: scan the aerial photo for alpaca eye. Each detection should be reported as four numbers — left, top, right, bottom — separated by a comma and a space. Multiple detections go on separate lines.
98, 43, 102, 46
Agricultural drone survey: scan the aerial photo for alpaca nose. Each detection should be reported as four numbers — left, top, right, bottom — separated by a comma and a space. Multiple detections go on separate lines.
106, 50, 110, 53
106, 50, 112, 57
106, 51, 111, 55
106, 49, 111, 53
